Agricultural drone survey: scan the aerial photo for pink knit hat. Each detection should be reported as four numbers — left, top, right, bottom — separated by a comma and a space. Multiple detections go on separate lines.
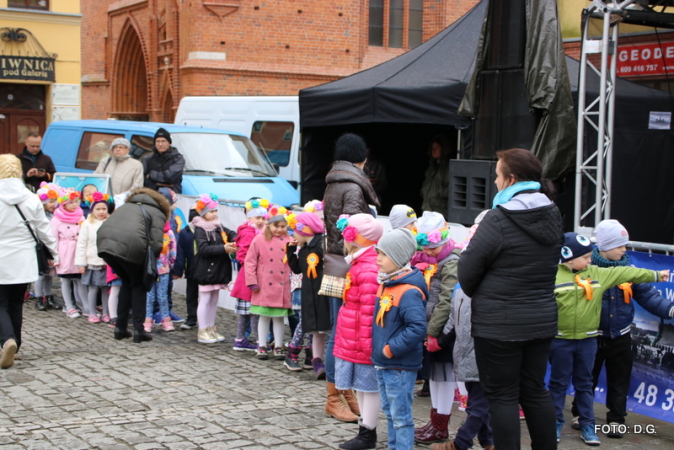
337, 213, 383, 248
290, 212, 324, 237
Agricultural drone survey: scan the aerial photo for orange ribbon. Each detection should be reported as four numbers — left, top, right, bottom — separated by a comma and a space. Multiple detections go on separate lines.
575, 275, 594, 300
423, 264, 438, 289
343, 272, 352, 301
221, 231, 228, 244
376, 293, 394, 327
618, 283, 633, 304
162, 233, 170, 255
175, 215, 183, 232
306, 253, 319, 279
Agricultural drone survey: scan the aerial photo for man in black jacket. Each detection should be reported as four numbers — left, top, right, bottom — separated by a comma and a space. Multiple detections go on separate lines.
18, 132, 56, 191
143, 128, 186, 193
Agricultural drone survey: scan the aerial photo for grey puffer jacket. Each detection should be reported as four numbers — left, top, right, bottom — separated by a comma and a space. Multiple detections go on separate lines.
97, 187, 170, 268
324, 161, 380, 255
442, 286, 478, 382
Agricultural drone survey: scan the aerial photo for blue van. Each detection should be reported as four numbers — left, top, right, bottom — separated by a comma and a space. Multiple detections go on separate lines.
41, 120, 300, 207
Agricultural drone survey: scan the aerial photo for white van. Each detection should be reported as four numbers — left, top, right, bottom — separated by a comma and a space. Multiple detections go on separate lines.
175, 96, 300, 188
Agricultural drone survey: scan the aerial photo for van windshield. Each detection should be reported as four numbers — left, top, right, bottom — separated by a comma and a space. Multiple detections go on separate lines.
171, 133, 276, 177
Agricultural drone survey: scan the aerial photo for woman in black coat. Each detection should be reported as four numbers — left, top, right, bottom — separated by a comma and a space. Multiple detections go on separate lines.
458, 149, 563, 450
98, 187, 170, 343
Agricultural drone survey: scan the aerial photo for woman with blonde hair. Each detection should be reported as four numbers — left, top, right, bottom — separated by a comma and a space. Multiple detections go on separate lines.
0, 154, 58, 369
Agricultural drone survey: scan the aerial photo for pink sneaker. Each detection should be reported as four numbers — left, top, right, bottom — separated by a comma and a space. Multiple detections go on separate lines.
143, 318, 153, 333
454, 388, 461, 402
161, 317, 175, 332
519, 405, 525, 420
101, 314, 111, 323
88, 314, 101, 323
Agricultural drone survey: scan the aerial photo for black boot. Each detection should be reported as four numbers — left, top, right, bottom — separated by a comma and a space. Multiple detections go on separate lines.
133, 330, 153, 343
35, 296, 47, 311
47, 295, 62, 310
303, 348, 314, 369
114, 327, 132, 340
338, 426, 377, 450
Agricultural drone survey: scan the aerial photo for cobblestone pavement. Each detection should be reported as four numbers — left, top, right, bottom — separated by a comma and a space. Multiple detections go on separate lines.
1, 290, 673, 450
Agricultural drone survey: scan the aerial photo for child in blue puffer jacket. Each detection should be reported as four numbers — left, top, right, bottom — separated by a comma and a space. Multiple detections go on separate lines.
570, 220, 674, 437
373, 228, 428, 450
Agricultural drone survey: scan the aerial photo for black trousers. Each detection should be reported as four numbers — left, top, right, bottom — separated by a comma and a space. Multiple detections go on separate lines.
185, 278, 198, 324
117, 264, 147, 332
474, 336, 557, 450
0, 284, 27, 351
572, 333, 632, 423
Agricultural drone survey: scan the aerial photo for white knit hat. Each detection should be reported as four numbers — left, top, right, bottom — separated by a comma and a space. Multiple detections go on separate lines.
594, 219, 629, 251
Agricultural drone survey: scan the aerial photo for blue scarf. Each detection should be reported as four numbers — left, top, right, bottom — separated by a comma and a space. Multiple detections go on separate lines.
492, 181, 541, 209
591, 247, 630, 268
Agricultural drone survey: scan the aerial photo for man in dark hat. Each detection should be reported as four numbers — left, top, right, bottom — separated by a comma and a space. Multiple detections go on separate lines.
142, 127, 186, 193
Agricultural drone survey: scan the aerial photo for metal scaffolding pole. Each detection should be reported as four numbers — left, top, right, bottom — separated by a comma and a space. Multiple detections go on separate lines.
574, 0, 630, 233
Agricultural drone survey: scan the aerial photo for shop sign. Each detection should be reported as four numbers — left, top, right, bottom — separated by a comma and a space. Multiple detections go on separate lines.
0, 56, 55, 82
615, 42, 674, 77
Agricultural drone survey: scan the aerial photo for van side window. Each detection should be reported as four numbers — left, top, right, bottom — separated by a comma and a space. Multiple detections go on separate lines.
250, 121, 294, 167
76, 132, 124, 171
130, 135, 154, 161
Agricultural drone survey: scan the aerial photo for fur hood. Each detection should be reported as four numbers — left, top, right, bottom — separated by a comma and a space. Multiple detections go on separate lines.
126, 187, 171, 221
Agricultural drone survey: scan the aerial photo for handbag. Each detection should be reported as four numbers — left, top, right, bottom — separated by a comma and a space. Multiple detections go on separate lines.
318, 236, 350, 298
15, 205, 53, 276
138, 204, 158, 292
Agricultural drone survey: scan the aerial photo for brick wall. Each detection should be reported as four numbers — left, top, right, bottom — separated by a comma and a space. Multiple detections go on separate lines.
81, 0, 484, 121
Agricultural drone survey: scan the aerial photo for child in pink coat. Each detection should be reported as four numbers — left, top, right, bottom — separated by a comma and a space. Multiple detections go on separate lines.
51, 189, 86, 318
334, 213, 384, 448
245, 205, 292, 361
231, 198, 269, 351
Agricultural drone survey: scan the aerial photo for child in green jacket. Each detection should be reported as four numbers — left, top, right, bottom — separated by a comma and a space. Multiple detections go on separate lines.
551, 232, 669, 447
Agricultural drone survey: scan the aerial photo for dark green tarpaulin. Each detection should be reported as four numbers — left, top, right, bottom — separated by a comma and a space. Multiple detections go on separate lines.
459, 0, 577, 180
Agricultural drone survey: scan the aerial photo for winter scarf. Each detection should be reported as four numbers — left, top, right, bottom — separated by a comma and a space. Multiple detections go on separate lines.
591, 247, 630, 268
54, 205, 84, 224
410, 240, 455, 266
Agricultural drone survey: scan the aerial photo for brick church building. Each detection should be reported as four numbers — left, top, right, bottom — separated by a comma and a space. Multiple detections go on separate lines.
81, 0, 480, 122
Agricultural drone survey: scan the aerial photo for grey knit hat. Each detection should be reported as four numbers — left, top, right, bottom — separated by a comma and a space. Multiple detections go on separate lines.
110, 138, 131, 150
389, 204, 417, 230
376, 228, 417, 269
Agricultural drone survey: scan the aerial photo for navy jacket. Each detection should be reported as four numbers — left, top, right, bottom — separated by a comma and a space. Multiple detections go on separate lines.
371, 268, 428, 370
592, 249, 674, 338
172, 224, 196, 279
600, 282, 673, 338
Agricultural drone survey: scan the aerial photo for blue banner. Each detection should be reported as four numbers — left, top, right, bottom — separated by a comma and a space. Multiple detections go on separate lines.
614, 251, 674, 423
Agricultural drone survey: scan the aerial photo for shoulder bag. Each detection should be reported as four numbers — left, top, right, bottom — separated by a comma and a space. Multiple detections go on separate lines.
15, 205, 53, 276
318, 235, 350, 298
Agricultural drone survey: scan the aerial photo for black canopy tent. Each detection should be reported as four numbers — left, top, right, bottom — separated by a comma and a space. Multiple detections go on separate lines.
300, 0, 674, 244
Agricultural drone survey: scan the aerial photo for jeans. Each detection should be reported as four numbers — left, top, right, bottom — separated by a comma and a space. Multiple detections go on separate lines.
0, 284, 28, 350
376, 367, 417, 450
454, 382, 493, 450
474, 336, 556, 450
146, 274, 170, 319
549, 337, 598, 427
572, 334, 632, 424
325, 296, 342, 383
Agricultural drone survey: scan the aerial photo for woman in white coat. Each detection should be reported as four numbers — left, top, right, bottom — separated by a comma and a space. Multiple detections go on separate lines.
0, 154, 58, 369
